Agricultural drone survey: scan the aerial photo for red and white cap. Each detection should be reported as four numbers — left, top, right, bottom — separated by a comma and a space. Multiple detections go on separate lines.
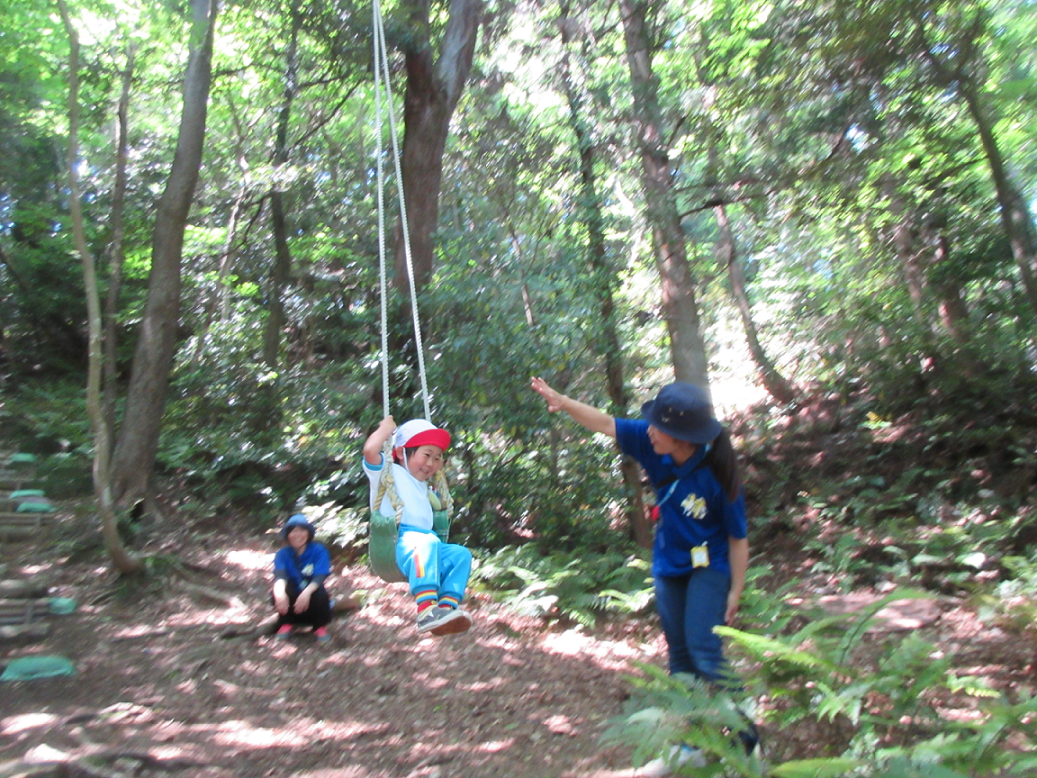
393, 419, 451, 452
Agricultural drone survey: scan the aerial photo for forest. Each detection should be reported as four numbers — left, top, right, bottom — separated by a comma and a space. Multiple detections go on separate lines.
1, 0, 1036, 776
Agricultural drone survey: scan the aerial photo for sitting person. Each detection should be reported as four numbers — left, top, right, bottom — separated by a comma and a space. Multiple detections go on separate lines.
272, 513, 332, 642
363, 416, 473, 636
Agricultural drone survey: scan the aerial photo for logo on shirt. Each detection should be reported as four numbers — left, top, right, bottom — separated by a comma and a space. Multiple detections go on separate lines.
302, 563, 314, 577
681, 493, 707, 520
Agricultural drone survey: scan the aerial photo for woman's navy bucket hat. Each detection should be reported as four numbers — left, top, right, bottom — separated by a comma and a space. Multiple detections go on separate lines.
641, 382, 721, 444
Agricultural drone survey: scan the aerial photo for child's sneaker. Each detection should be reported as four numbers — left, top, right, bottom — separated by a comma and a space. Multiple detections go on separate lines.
313, 626, 330, 643
636, 745, 705, 777
275, 624, 293, 640
416, 606, 472, 636
431, 607, 472, 636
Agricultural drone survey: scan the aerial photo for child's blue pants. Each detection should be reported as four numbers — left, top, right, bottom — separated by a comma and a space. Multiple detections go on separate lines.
396, 525, 472, 602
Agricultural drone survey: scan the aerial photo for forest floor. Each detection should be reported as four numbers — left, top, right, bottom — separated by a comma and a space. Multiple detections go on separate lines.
1, 497, 1035, 777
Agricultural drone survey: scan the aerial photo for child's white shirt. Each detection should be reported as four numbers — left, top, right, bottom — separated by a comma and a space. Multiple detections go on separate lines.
362, 455, 434, 531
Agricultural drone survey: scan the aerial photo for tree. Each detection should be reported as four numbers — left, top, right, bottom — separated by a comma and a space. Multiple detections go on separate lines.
57, 0, 143, 574
556, 0, 651, 548
911, 2, 1037, 317
392, 0, 482, 296
109, 0, 218, 508
617, 0, 712, 391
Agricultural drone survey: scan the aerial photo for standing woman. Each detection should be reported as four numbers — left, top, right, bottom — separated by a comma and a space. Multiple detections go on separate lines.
530, 377, 751, 687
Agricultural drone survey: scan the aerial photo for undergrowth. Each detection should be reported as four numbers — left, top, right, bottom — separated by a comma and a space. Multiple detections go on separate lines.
471, 544, 654, 628
606, 590, 1037, 777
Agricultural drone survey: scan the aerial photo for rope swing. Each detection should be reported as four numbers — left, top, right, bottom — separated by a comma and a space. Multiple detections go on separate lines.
368, 0, 452, 582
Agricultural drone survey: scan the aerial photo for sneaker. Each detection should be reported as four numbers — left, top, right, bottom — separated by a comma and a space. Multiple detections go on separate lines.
636, 745, 705, 777
416, 606, 472, 636
430, 607, 472, 637
313, 626, 330, 643
275, 624, 293, 640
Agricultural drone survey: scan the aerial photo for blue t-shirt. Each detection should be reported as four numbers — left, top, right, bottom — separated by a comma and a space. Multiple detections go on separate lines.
273, 542, 331, 590
616, 418, 747, 578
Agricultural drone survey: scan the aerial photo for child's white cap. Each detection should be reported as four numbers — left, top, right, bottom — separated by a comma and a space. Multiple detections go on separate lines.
393, 419, 451, 452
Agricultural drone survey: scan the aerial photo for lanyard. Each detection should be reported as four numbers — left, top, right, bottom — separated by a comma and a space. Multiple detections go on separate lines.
656, 480, 679, 509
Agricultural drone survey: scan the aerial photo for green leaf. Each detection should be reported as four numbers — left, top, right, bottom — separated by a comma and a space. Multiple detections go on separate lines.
770, 758, 863, 778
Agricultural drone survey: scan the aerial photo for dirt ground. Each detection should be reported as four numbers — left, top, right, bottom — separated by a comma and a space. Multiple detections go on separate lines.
2, 508, 1034, 778
1, 510, 662, 778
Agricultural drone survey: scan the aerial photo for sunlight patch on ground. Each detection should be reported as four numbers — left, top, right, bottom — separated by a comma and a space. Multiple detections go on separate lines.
276, 717, 384, 741
539, 629, 652, 669
475, 634, 525, 653
472, 738, 515, 753
210, 720, 309, 747
359, 605, 408, 629
113, 624, 173, 639
22, 744, 70, 763
0, 713, 59, 735
457, 679, 508, 692
225, 548, 271, 572
430, 676, 453, 689
542, 713, 579, 735
12, 563, 57, 576
161, 602, 250, 628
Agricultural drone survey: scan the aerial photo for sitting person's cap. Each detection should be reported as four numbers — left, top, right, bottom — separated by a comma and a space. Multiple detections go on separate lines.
641, 383, 722, 444
281, 513, 316, 539
393, 419, 451, 452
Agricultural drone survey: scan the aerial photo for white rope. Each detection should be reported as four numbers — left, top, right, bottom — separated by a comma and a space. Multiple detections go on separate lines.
372, 0, 432, 422
373, 0, 389, 418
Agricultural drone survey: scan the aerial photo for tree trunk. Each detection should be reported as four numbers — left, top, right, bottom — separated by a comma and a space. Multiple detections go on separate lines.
559, 4, 650, 549
959, 82, 1037, 316
263, 7, 302, 369
618, 0, 710, 390
932, 235, 970, 342
103, 44, 135, 447
110, 0, 217, 507
191, 98, 251, 367
57, 0, 142, 574
884, 174, 970, 345
713, 205, 797, 405
392, 0, 481, 297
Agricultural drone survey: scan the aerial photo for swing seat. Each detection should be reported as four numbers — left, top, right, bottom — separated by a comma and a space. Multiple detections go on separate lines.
369, 510, 450, 583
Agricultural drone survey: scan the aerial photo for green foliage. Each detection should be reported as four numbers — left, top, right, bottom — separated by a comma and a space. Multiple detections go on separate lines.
604, 665, 764, 775
294, 502, 369, 558
606, 587, 1037, 776
473, 544, 652, 627
1, 380, 91, 454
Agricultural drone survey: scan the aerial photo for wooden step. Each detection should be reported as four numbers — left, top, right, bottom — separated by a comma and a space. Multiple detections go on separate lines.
0, 512, 52, 541
0, 471, 30, 491
0, 621, 50, 640
0, 578, 50, 599
0, 597, 49, 625
0, 498, 53, 513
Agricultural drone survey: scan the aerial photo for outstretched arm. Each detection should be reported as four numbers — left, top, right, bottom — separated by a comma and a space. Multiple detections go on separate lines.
363, 415, 396, 465
530, 377, 616, 439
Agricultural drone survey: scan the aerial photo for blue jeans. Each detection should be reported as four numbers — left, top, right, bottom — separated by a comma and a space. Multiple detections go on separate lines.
654, 568, 733, 685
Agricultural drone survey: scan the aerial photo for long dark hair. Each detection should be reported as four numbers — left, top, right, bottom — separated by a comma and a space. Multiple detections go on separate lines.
704, 428, 741, 502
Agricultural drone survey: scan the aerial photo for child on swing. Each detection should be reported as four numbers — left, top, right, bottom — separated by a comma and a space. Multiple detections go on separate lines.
363, 416, 474, 636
